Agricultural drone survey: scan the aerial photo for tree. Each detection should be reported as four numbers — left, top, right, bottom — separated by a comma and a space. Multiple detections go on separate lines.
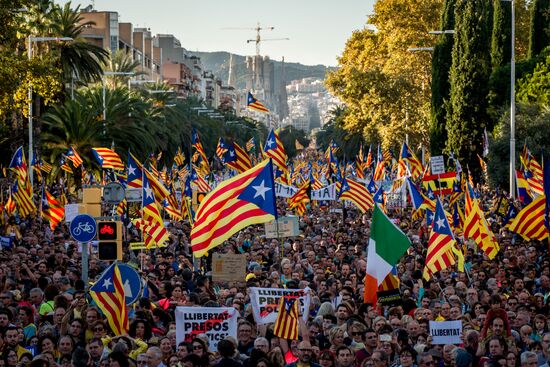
491, 0, 511, 69
488, 104, 550, 189
278, 126, 309, 159
326, 0, 443, 151
103, 50, 143, 88
446, 0, 492, 181
49, 2, 109, 86
517, 48, 550, 106
315, 106, 366, 160
430, 0, 456, 155
528, 0, 550, 58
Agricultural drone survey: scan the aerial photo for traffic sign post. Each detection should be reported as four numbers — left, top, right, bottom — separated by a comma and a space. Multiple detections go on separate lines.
116, 263, 142, 304
70, 214, 97, 285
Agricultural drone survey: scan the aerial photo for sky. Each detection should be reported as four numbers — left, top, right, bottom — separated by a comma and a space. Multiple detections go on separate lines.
55, 0, 375, 66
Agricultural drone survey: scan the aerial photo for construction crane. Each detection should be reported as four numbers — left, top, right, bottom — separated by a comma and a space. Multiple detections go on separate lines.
222, 22, 289, 57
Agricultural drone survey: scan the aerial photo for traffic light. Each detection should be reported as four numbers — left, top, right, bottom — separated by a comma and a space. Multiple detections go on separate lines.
97, 221, 123, 261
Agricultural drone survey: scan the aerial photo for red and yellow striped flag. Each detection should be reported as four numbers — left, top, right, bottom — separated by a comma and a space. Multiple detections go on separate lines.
508, 195, 549, 241
90, 264, 128, 335
273, 296, 299, 340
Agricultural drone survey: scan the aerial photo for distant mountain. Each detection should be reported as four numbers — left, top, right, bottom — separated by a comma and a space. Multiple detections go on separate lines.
190, 51, 336, 88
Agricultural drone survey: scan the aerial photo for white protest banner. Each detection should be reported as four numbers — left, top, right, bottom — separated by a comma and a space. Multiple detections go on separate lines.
249, 287, 311, 325
429, 320, 462, 345
275, 183, 298, 198
175, 307, 238, 350
311, 183, 337, 201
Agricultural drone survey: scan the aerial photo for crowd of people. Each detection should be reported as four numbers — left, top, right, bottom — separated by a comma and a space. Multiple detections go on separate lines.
0, 183, 548, 367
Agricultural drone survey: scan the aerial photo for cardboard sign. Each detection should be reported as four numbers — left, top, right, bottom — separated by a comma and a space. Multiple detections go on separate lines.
264, 216, 300, 239
429, 320, 463, 345
211, 253, 247, 283
175, 307, 238, 350
249, 287, 311, 325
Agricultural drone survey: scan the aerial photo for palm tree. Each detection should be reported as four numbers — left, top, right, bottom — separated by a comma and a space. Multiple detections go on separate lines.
81, 87, 158, 157
103, 49, 143, 88
48, 2, 109, 85
40, 93, 105, 164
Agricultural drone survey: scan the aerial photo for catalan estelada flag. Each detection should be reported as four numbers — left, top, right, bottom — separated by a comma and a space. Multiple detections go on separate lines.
90, 263, 128, 335
463, 185, 499, 260
127, 152, 144, 189
223, 142, 252, 173
264, 129, 288, 173
192, 129, 209, 166
273, 296, 299, 340
424, 197, 457, 280
246, 137, 256, 153
516, 170, 533, 205
191, 159, 277, 258
40, 187, 65, 230
92, 148, 124, 170
247, 92, 269, 113
216, 137, 228, 160
288, 182, 310, 216
173, 147, 185, 167
9, 146, 27, 183
12, 181, 35, 217
338, 177, 374, 213
401, 142, 423, 180
141, 172, 170, 248
66, 147, 83, 167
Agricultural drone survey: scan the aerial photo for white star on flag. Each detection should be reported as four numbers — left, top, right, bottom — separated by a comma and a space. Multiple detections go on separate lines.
436, 217, 446, 230
128, 165, 136, 176
252, 180, 271, 200
102, 278, 112, 289
144, 185, 153, 199
266, 138, 275, 148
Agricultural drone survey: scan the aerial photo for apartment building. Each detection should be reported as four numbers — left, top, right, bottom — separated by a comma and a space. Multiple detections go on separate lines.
78, 10, 162, 80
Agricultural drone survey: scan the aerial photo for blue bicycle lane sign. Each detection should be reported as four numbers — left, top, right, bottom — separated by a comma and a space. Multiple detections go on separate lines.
70, 214, 97, 242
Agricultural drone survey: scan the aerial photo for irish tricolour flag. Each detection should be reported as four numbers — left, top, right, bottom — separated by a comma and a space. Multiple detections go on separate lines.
364, 204, 411, 305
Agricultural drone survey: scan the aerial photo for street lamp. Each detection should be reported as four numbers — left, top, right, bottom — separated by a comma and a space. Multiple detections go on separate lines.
502, 0, 516, 198
102, 71, 135, 121
28, 36, 73, 188
428, 30, 455, 35
407, 47, 435, 52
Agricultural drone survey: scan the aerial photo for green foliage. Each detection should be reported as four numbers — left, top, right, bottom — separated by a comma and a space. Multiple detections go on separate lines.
491, 0, 511, 69
315, 107, 367, 159
430, 0, 456, 155
278, 126, 310, 160
528, 0, 550, 59
487, 104, 550, 189
517, 48, 550, 106
49, 2, 109, 84
446, 0, 492, 182
326, 0, 442, 151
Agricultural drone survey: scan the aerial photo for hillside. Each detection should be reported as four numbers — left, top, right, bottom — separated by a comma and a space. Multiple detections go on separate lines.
190, 51, 335, 88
